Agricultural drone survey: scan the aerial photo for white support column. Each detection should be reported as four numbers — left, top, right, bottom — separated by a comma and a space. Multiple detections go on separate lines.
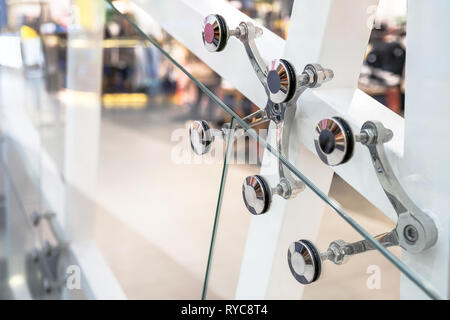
64, 0, 125, 299
237, 0, 378, 299
399, 0, 450, 299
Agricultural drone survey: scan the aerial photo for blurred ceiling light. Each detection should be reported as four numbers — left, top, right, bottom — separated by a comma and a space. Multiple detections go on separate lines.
8, 274, 25, 288
40, 22, 57, 34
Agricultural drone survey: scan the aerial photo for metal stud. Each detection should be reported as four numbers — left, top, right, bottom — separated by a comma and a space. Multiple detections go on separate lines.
242, 175, 272, 215
314, 117, 354, 166
189, 120, 214, 155
287, 240, 322, 285
202, 14, 230, 52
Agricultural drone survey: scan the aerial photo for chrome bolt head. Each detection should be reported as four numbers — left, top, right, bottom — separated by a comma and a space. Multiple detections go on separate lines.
303, 64, 334, 88
404, 225, 419, 245
327, 240, 350, 265
242, 175, 271, 215
202, 14, 229, 52
314, 117, 354, 166
189, 120, 214, 155
287, 240, 322, 285
267, 59, 297, 104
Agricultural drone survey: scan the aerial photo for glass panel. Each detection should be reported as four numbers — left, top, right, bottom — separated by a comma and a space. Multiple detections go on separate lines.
91, 4, 235, 299
0, 141, 40, 300
105, 0, 442, 300
204, 166, 404, 299
302, 175, 400, 299
203, 158, 257, 299
0, 0, 233, 299
0, 0, 442, 300
0, 0, 94, 299
202, 117, 237, 299
0, 136, 88, 300
0, 0, 47, 296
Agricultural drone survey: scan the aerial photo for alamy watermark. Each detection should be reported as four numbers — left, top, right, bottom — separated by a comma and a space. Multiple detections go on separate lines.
65, 265, 82, 290
366, 264, 381, 290
171, 126, 282, 175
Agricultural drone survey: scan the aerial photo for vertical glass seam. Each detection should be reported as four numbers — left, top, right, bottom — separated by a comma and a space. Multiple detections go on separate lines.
202, 117, 235, 300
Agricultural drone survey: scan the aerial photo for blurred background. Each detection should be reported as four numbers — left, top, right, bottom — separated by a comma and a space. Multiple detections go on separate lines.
0, 0, 407, 119
0, 0, 407, 299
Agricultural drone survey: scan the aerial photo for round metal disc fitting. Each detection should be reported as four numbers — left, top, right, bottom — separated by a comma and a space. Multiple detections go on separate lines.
314, 117, 354, 166
287, 240, 322, 285
202, 14, 229, 52
242, 175, 271, 215
189, 120, 213, 155
267, 59, 297, 104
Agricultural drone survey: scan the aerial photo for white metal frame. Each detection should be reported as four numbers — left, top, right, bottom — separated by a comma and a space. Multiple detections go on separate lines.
133, 0, 450, 299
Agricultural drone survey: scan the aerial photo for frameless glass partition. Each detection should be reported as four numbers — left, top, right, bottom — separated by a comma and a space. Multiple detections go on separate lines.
0, 0, 234, 299
0, 0, 444, 300
0, 0, 103, 299
94, 8, 235, 296
205, 169, 403, 299
104, 0, 443, 300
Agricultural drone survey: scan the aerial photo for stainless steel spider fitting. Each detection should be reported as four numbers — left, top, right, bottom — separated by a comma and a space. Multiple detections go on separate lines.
287, 118, 438, 285
287, 231, 399, 285
190, 14, 334, 215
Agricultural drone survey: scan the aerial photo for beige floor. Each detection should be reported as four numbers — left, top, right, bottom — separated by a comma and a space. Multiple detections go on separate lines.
93, 112, 400, 300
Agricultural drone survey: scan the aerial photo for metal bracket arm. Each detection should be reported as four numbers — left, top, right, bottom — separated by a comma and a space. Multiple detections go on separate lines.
321, 231, 400, 265
357, 121, 438, 253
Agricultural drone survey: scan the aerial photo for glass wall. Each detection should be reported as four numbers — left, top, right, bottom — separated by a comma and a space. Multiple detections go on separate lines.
0, 0, 444, 300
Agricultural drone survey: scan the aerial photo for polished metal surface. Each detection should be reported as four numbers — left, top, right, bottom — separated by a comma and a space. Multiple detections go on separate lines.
237, 108, 270, 129
287, 240, 321, 285
312, 117, 438, 253
302, 64, 334, 88
201, 13, 334, 215
25, 244, 70, 299
324, 231, 399, 265
267, 59, 296, 104
314, 117, 354, 166
358, 121, 437, 253
189, 120, 214, 155
238, 22, 267, 88
242, 175, 271, 215
202, 14, 229, 52
26, 211, 70, 299
189, 112, 268, 157
288, 232, 399, 284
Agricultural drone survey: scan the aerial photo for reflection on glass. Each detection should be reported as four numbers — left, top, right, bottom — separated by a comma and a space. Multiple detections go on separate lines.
205, 171, 403, 299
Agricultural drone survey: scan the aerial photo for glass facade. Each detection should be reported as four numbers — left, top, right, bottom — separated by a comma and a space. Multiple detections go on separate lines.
0, 0, 447, 300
